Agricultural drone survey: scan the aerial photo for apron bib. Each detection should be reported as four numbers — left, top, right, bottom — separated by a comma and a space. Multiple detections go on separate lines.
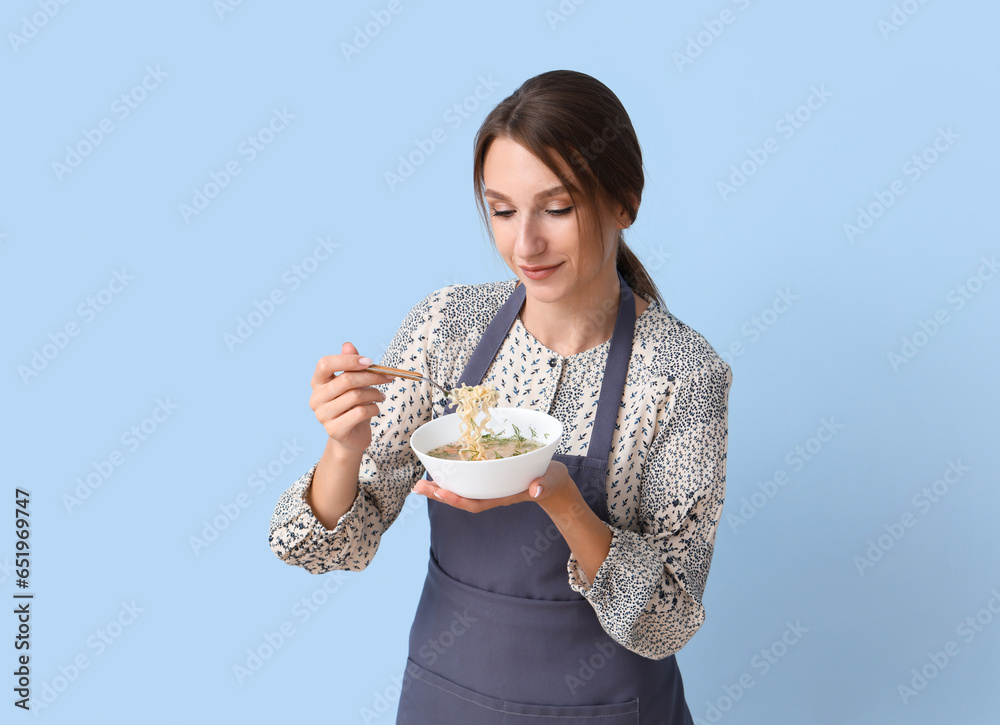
397, 272, 693, 724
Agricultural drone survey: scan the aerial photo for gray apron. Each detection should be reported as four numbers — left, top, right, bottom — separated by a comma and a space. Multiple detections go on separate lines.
396, 272, 693, 724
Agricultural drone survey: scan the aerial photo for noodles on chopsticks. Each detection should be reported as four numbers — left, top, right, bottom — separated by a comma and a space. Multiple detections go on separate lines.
448, 384, 500, 461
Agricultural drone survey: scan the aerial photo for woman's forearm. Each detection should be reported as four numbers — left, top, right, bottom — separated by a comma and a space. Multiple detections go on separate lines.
539, 483, 613, 586
306, 438, 363, 530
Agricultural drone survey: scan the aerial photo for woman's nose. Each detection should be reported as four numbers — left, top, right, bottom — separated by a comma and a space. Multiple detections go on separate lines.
513, 216, 545, 258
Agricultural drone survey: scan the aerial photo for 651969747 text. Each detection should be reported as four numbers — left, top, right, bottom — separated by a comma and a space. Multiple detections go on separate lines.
13, 488, 32, 712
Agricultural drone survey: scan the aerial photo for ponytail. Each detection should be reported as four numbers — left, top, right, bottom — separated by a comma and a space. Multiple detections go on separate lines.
617, 236, 663, 307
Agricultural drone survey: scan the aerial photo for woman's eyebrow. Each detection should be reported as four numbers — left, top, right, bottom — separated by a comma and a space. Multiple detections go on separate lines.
484, 186, 567, 202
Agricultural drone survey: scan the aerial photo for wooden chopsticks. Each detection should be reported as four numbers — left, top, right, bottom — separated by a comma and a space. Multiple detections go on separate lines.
367, 363, 423, 381
368, 363, 451, 398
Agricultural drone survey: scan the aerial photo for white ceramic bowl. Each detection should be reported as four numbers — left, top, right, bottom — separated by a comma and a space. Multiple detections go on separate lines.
410, 407, 563, 499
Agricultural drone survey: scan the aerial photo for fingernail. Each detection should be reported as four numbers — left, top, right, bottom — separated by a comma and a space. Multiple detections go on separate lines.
532, 485, 542, 498
359, 356, 372, 366
433, 489, 444, 499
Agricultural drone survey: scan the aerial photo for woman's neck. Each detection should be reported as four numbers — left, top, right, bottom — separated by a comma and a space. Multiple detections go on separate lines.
518, 268, 627, 357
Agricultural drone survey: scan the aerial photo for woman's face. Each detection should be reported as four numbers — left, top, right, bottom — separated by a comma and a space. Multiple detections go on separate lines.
482, 137, 626, 302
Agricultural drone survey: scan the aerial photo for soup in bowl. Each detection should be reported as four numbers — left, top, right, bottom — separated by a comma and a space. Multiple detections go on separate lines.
410, 407, 563, 499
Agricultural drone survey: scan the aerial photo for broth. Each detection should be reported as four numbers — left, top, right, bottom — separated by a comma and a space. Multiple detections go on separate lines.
428, 435, 543, 461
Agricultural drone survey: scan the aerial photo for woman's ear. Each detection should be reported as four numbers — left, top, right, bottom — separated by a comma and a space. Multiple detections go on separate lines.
615, 193, 638, 230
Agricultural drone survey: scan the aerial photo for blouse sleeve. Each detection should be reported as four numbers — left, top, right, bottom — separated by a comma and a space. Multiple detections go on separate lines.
566, 357, 733, 659
267, 290, 439, 574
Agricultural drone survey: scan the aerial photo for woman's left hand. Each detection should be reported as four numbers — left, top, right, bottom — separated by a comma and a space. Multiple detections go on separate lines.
411, 460, 573, 513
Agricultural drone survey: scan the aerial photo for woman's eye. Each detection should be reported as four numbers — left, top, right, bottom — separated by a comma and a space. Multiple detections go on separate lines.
490, 206, 573, 219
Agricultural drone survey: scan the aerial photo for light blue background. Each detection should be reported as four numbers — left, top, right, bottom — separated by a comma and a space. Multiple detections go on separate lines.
3, 1, 998, 723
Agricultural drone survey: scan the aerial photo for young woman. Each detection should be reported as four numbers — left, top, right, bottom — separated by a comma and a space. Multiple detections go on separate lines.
269, 70, 732, 724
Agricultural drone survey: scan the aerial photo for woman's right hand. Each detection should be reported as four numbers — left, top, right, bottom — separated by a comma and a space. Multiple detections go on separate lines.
310, 341, 395, 457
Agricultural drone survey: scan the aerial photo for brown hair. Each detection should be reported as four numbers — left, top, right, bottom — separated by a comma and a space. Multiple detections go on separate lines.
472, 69, 663, 307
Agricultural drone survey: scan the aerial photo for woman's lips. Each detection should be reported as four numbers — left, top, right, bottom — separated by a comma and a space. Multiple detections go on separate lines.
520, 263, 561, 280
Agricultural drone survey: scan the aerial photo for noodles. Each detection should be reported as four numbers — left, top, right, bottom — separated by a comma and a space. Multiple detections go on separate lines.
447, 384, 500, 461
428, 383, 546, 461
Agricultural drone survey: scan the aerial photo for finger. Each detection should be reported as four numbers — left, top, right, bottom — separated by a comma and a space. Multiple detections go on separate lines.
412, 482, 435, 499
310, 354, 351, 388
411, 483, 442, 504
313, 387, 385, 424
309, 376, 390, 423
311, 352, 393, 391
413, 482, 457, 503
320, 399, 382, 439
310, 341, 373, 382
430, 487, 485, 512
341, 341, 375, 372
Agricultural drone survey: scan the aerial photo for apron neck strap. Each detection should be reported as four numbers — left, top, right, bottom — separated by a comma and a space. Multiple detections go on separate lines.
588, 270, 635, 460
450, 282, 527, 404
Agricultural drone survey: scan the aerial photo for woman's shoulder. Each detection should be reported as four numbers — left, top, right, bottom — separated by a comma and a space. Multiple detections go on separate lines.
418, 279, 516, 340
634, 300, 732, 386
404, 278, 512, 315
437, 278, 516, 308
